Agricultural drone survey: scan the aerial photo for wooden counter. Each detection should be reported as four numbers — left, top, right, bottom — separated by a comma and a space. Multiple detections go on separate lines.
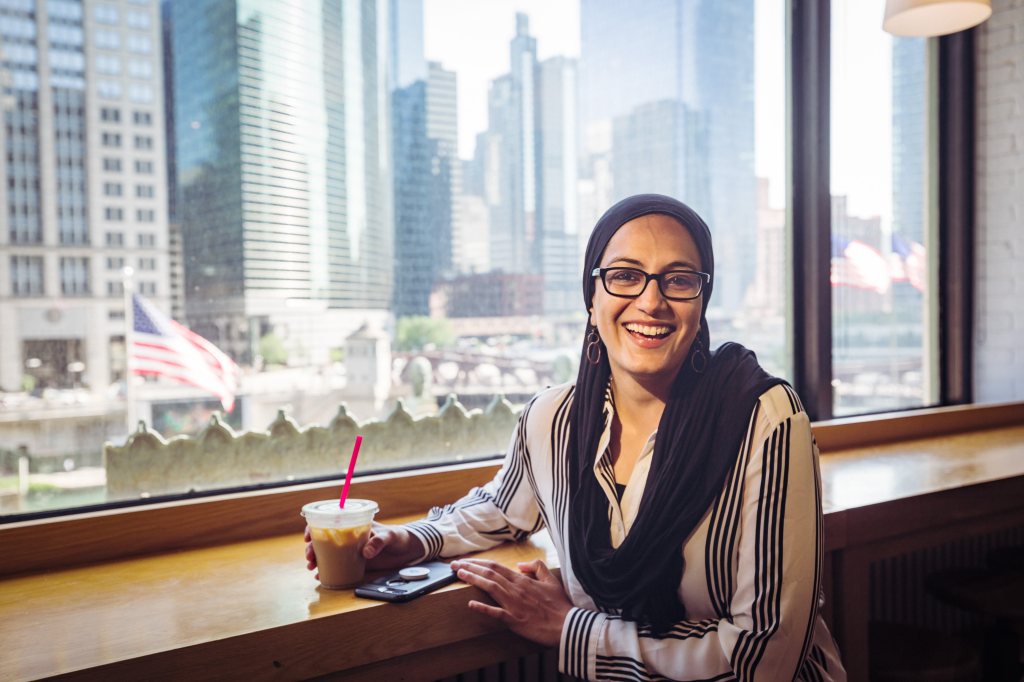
1, 412, 1022, 681
820, 423, 1024, 682
0, 516, 559, 681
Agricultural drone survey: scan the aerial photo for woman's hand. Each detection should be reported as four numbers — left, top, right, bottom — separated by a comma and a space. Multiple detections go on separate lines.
450, 558, 572, 647
304, 522, 425, 578
303, 525, 319, 579
362, 522, 425, 571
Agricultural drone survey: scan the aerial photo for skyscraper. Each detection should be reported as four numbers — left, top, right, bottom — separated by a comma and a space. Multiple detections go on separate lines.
170, 0, 393, 361
579, 0, 756, 313
483, 13, 538, 276
536, 56, 579, 317
392, 65, 458, 317
390, 0, 458, 317
0, 0, 170, 393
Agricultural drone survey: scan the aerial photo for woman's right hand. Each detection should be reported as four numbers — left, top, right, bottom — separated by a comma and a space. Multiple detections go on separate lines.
362, 522, 426, 570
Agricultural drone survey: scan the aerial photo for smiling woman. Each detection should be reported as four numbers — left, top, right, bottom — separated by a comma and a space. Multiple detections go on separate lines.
322, 194, 848, 681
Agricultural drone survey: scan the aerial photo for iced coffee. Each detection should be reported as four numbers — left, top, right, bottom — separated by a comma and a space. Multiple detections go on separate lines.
302, 499, 379, 589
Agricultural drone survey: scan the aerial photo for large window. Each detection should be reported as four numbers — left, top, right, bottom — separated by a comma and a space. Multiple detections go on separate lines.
0, 0, 956, 520
830, 0, 936, 416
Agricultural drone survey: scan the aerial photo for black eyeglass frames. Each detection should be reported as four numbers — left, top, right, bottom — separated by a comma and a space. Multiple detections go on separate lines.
591, 267, 710, 301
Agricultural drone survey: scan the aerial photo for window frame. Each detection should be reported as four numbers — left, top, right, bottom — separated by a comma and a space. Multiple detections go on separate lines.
790, 1, 973, 420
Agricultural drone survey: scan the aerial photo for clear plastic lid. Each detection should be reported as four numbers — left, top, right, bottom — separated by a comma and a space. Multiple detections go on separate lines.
300, 499, 378, 528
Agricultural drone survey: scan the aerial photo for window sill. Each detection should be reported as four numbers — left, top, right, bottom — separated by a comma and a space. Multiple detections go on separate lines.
1, 512, 558, 681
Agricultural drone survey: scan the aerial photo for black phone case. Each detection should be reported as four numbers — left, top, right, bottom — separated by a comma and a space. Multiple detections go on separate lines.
353, 561, 457, 602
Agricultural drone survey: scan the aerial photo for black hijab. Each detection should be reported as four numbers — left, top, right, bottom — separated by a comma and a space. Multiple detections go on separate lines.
567, 194, 783, 632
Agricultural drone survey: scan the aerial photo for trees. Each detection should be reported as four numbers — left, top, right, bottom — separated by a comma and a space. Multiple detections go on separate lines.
395, 317, 454, 352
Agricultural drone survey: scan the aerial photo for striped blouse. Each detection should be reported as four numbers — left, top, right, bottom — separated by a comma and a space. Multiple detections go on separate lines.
406, 382, 846, 681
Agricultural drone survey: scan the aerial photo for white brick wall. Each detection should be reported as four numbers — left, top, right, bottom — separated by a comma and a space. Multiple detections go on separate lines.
975, 0, 1024, 401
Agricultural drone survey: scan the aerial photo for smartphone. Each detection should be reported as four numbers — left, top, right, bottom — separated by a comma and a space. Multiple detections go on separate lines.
354, 561, 457, 602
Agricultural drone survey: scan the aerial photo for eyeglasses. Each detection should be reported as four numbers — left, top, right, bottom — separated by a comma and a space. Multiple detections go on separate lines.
591, 267, 710, 301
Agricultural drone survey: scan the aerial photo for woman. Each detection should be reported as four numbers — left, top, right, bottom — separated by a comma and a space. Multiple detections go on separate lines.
306, 194, 846, 681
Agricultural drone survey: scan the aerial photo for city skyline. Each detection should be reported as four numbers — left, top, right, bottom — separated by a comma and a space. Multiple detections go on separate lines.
0, 0, 929, 416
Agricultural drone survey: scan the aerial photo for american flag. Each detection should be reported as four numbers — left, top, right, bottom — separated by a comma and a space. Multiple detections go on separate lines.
890, 233, 926, 292
830, 236, 892, 294
131, 294, 239, 412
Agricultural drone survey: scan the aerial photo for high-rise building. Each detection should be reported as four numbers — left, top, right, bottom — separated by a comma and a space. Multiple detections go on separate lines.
0, 0, 170, 393
169, 0, 393, 362
891, 37, 927, 318
579, 0, 756, 313
611, 100, 710, 215
536, 56, 579, 317
482, 13, 538, 276
390, 0, 458, 317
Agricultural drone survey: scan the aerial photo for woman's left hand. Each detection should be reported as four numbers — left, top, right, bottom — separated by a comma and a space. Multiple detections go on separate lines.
450, 558, 573, 647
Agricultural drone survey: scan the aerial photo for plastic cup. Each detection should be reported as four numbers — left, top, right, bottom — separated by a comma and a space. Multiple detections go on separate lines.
302, 499, 379, 589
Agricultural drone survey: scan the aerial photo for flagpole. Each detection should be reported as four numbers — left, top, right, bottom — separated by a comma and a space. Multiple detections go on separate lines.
122, 266, 136, 439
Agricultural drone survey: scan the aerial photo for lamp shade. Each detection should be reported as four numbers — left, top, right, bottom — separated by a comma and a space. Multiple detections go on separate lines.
883, 0, 992, 37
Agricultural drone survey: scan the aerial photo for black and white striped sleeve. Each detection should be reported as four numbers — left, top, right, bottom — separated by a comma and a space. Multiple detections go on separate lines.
559, 387, 825, 681
405, 397, 546, 562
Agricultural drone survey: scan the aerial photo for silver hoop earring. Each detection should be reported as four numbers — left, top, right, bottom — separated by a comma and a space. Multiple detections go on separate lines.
586, 328, 603, 366
690, 337, 708, 374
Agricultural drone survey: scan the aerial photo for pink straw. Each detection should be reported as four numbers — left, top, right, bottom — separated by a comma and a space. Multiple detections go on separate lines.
339, 435, 363, 508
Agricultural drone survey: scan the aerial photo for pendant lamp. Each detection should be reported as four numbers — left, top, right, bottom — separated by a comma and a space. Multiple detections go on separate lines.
883, 0, 992, 37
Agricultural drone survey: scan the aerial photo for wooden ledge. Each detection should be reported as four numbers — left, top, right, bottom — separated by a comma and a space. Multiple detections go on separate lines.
812, 400, 1024, 452
0, 516, 559, 681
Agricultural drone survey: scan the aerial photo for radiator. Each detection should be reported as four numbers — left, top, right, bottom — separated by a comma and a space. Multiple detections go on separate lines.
870, 525, 1024, 632
435, 648, 566, 682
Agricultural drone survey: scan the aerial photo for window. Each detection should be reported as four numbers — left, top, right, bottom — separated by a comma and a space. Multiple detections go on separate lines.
9, 255, 44, 296
59, 256, 90, 295
128, 84, 153, 103
1, 0, 977, 522
128, 60, 152, 79
126, 9, 150, 29
96, 54, 121, 75
137, 281, 156, 295
48, 24, 84, 47
97, 80, 122, 100
94, 29, 120, 50
94, 4, 118, 24
49, 0, 83, 21
107, 280, 124, 296
138, 257, 156, 271
127, 34, 151, 53
830, 0, 934, 415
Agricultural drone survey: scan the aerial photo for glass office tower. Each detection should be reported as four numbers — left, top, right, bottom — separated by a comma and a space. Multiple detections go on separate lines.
579, 0, 756, 315
170, 0, 393, 361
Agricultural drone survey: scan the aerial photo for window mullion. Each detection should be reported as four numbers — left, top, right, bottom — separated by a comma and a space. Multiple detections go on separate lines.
937, 31, 974, 405
789, 0, 833, 421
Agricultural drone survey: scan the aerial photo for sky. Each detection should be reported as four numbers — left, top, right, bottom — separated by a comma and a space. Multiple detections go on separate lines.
421, 0, 895, 218
422, 0, 581, 159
